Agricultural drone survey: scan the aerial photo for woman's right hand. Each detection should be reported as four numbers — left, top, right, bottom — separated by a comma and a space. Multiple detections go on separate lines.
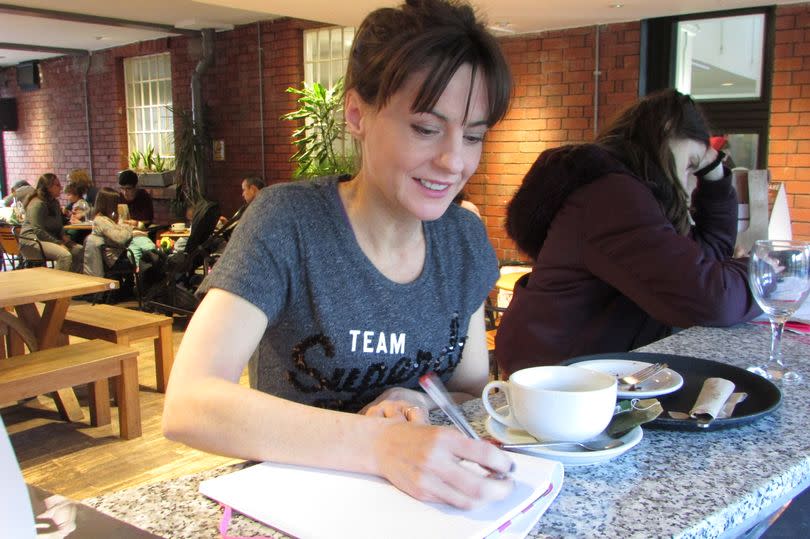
372, 422, 514, 509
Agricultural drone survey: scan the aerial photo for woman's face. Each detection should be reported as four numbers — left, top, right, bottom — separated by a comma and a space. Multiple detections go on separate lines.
668, 137, 707, 190
66, 192, 80, 204
346, 63, 490, 222
47, 179, 62, 199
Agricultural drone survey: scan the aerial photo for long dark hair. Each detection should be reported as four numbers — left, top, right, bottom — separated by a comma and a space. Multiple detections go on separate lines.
93, 187, 120, 220
506, 89, 710, 258
25, 172, 59, 210
597, 89, 710, 236
346, 0, 512, 127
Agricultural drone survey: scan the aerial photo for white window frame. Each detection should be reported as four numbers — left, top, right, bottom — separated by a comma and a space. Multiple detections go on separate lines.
304, 26, 354, 89
124, 52, 174, 159
303, 27, 354, 158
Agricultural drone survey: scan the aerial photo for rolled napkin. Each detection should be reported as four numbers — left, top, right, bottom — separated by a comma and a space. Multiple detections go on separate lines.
689, 377, 735, 421
717, 392, 748, 419
667, 377, 747, 422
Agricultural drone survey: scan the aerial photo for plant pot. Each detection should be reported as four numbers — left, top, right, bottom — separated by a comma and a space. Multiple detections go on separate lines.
139, 171, 174, 187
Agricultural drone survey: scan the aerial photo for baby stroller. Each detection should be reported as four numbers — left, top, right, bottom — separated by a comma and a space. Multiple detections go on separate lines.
142, 199, 224, 316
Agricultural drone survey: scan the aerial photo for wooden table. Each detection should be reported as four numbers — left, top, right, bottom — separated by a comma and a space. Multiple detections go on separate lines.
158, 230, 190, 240
62, 223, 93, 231
0, 268, 118, 421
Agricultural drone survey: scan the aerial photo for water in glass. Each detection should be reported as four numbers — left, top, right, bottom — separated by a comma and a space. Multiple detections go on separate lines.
748, 240, 810, 382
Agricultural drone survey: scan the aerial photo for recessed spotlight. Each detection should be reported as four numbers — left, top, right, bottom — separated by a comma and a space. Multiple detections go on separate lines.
610, 3, 624, 7
721, 82, 734, 86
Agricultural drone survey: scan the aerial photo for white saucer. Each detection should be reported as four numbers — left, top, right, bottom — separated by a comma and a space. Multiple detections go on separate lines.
485, 406, 643, 467
571, 358, 684, 399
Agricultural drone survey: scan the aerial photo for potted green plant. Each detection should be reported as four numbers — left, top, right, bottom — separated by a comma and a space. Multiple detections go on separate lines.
170, 106, 208, 214
281, 78, 356, 179
130, 145, 175, 187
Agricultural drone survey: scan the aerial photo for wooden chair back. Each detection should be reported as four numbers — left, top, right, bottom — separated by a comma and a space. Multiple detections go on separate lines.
0, 224, 23, 270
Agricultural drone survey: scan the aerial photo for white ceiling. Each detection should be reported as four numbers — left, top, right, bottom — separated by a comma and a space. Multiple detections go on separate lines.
0, 0, 805, 67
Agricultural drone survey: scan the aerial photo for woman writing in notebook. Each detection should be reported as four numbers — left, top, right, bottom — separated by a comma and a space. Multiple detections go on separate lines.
163, 0, 514, 508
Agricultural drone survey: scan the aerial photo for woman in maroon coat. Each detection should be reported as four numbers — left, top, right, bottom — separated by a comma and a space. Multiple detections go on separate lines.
496, 90, 761, 376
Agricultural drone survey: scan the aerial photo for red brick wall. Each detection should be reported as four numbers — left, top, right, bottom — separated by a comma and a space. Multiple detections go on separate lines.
197, 18, 321, 217
0, 18, 318, 220
770, 3, 810, 240
474, 23, 641, 262
2, 55, 96, 187
3, 5, 809, 243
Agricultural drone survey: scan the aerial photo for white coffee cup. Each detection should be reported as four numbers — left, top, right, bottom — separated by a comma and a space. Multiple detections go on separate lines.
170, 222, 186, 232
482, 366, 617, 442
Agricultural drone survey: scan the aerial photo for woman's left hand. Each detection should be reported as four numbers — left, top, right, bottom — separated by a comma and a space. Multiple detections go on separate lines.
360, 387, 431, 424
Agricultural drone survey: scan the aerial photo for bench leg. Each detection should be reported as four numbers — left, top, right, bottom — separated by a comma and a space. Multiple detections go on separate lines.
109, 336, 130, 406
116, 356, 142, 439
52, 388, 85, 423
88, 379, 111, 427
154, 324, 174, 392
7, 322, 28, 356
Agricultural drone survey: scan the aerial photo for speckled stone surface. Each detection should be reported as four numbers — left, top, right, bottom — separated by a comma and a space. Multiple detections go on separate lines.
84, 324, 810, 538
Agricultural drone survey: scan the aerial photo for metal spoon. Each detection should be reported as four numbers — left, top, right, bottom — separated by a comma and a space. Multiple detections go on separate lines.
499, 438, 625, 452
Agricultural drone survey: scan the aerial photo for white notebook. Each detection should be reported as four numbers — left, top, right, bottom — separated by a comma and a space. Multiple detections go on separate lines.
200, 452, 563, 539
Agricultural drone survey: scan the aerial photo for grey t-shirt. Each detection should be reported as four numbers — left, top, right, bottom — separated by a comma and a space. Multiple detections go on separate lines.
203, 177, 498, 412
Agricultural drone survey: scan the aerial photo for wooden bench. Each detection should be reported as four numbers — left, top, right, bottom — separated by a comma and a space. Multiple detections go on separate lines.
0, 339, 142, 439
61, 304, 174, 392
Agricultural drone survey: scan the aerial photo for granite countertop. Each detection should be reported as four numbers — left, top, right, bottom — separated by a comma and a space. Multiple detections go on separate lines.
84, 324, 810, 538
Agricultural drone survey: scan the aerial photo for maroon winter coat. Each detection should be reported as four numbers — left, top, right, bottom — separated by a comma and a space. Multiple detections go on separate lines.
496, 146, 761, 376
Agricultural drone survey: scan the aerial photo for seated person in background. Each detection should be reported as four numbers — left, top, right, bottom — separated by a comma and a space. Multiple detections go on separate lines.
83, 188, 157, 277
496, 89, 761, 376
63, 181, 91, 223
217, 175, 266, 229
118, 169, 154, 228
2, 179, 35, 208
162, 0, 514, 510
66, 168, 98, 206
241, 175, 265, 205
453, 190, 481, 218
18, 173, 83, 272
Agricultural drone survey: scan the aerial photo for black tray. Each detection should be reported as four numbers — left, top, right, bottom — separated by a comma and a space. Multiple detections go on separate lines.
563, 352, 782, 431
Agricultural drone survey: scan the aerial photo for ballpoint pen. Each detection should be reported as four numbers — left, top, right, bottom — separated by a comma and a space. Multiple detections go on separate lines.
418, 372, 511, 480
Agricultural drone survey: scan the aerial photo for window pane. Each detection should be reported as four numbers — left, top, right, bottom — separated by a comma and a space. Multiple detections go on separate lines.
318, 30, 330, 62
331, 28, 342, 59
124, 52, 173, 155
305, 32, 315, 63
675, 14, 764, 100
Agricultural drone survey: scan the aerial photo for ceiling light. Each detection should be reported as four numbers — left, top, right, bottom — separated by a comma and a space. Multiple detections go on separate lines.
721, 82, 735, 86
487, 22, 515, 35
610, 3, 624, 7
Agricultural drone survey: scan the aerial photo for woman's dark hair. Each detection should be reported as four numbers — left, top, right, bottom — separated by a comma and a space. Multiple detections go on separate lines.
26, 173, 59, 209
93, 187, 120, 219
346, 0, 512, 127
597, 89, 710, 236
506, 89, 710, 258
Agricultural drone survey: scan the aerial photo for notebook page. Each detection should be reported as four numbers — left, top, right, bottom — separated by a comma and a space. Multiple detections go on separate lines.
200, 452, 563, 539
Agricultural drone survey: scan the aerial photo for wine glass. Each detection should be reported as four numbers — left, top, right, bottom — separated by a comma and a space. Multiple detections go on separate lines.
747, 240, 810, 382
